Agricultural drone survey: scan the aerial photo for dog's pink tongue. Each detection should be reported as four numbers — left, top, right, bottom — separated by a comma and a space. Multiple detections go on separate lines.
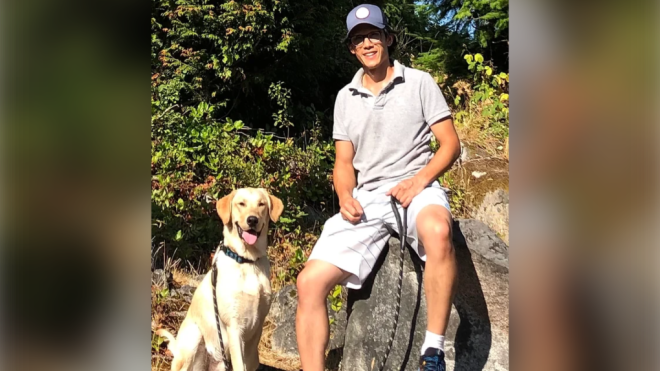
242, 231, 258, 245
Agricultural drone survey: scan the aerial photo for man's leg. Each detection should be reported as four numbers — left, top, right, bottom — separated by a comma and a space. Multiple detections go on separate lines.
296, 260, 352, 371
416, 205, 456, 352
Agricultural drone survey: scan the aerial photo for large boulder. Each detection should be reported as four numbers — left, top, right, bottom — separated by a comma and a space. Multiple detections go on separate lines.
453, 219, 508, 269
472, 189, 509, 245
343, 219, 509, 371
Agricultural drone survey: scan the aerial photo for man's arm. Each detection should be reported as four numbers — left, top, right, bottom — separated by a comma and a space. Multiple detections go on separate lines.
387, 116, 460, 207
333, 140, 357, 203
413, 116, 461, 185
334, 140, 364, 223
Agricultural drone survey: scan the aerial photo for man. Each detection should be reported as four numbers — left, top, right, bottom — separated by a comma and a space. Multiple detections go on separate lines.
295, 4, 460, 371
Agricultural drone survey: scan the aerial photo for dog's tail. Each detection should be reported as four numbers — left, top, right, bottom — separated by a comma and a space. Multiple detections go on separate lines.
155, 329, 178, 357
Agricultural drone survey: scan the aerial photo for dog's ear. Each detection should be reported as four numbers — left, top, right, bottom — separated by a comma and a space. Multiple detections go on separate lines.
268, 194, 284, 222
216, 190, 236, 225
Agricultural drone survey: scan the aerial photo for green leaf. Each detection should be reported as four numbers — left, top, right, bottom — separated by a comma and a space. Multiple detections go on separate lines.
475, 53, 484, 63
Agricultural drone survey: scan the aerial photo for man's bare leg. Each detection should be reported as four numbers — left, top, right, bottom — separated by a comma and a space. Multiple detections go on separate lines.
296, 260, 351, 371
416, 205, 457, 348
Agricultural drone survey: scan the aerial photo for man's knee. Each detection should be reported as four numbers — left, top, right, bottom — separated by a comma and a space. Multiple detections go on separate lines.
296, 262, 341, 307
296, 267, 318, 301
417, 208, 454, 260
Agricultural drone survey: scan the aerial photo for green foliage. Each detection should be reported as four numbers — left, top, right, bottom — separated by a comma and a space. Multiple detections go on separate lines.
152, 332, 165, 353
152, 100, 336, 265
451, 0, 508, 40
329, 284, 343, 312
151, 0, 353, 271
152, 0, 357, 134
431, 0, 509, 69
451, 53, 509, 139
328, 284, 343, 325
440, 170, 468, 216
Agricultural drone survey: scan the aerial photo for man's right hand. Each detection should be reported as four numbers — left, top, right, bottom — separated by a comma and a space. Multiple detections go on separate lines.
340, 197, 364, 224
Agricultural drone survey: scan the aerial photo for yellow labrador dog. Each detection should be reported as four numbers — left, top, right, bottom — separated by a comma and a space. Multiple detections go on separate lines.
157, 188, 283, 371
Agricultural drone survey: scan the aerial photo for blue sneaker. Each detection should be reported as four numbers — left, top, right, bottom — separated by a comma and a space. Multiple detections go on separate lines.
419, 347, 446, 371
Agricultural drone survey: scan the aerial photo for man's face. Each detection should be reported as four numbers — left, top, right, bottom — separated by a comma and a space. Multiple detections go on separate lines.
348, 24, 392, 69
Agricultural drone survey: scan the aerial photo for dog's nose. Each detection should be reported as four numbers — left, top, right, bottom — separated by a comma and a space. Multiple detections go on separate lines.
247, 216, 259, 228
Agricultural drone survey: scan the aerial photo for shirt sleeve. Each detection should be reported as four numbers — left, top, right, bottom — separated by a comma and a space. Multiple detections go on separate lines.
420, 72, 452, 126
332, 92, 350, 141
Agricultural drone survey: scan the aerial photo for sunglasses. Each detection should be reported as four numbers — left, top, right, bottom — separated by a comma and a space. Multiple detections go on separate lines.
349, 30, 384, 47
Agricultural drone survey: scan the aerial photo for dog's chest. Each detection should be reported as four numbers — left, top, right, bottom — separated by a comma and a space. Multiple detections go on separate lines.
229, 263, 272, 329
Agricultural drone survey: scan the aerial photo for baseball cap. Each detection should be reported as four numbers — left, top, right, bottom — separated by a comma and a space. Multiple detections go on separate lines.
345, 4, 389, 39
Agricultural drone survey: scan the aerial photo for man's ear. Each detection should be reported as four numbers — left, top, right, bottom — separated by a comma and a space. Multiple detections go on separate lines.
268, 195, 284, 222
216, 190, 236, 225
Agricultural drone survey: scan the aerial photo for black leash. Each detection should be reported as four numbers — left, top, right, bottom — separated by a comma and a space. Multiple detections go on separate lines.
378, 196, 407, 371
211, 261, 231, 370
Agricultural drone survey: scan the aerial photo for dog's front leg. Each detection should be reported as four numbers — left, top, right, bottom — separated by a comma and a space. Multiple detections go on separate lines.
226, 322, 247, 371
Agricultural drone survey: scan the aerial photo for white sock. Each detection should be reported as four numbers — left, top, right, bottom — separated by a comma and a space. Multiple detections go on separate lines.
421, 331, 445, 355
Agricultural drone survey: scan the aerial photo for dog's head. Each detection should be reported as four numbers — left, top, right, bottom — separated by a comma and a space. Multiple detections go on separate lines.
216, 188, 283, 247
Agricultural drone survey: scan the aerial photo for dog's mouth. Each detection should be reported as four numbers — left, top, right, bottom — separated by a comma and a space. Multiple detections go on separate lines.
236, 223, 261, 245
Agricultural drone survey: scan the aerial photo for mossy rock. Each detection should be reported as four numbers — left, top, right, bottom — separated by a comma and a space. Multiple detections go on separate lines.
444, 158, 509, 217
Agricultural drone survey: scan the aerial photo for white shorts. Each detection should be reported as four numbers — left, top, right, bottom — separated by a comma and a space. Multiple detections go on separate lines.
307, 180, 451, 289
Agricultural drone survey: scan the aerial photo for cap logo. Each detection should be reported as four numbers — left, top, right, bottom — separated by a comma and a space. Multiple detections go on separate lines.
355, 7, 370, 19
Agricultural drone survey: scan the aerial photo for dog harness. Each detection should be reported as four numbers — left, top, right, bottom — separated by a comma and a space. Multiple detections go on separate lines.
219, 244, 255, 264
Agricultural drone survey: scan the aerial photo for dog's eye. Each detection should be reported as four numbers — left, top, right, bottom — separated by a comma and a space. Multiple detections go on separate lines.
258, 202, 266, 207
238, 202, 246, 207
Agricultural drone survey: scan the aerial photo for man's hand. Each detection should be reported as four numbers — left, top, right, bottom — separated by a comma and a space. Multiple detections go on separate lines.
340, 197, 364, 224
386, 178, 426, 208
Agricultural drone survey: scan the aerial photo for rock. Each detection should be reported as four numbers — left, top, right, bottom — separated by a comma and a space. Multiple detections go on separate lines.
175, 285, 196, 303
152, 269, 171, 289
343, 238, 428, 371
268, 285, 347, 360
452, 158, 508, 221
454, 219, 508, 269
472, 189, 509, 245
448, 220, 509, 371
344, 220, 509, 371
459, 141, 491, 162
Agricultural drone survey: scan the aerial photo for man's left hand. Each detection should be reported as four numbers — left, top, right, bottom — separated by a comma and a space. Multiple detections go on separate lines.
386, 178, 426, 208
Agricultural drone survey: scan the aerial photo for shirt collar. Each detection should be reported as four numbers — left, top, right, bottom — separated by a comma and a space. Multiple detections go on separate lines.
349, 59, 405, 91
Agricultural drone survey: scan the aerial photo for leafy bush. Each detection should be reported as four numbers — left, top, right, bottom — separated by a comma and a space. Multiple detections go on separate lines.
151, 0, 357, 135
150, 0, 352, 280
151, 100, 336, 272
449, 53, 509, 140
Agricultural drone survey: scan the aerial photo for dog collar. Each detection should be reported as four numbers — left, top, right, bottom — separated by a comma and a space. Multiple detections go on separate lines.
219, 244, 255, 264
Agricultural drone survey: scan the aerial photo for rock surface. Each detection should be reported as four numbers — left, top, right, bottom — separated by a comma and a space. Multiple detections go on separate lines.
454, 219, 508, 269
343, 219, 509, 371
472, 189, 509, 245
343, 237, 427, 371
264, 284, 346, 368
151, 269, 171, 289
